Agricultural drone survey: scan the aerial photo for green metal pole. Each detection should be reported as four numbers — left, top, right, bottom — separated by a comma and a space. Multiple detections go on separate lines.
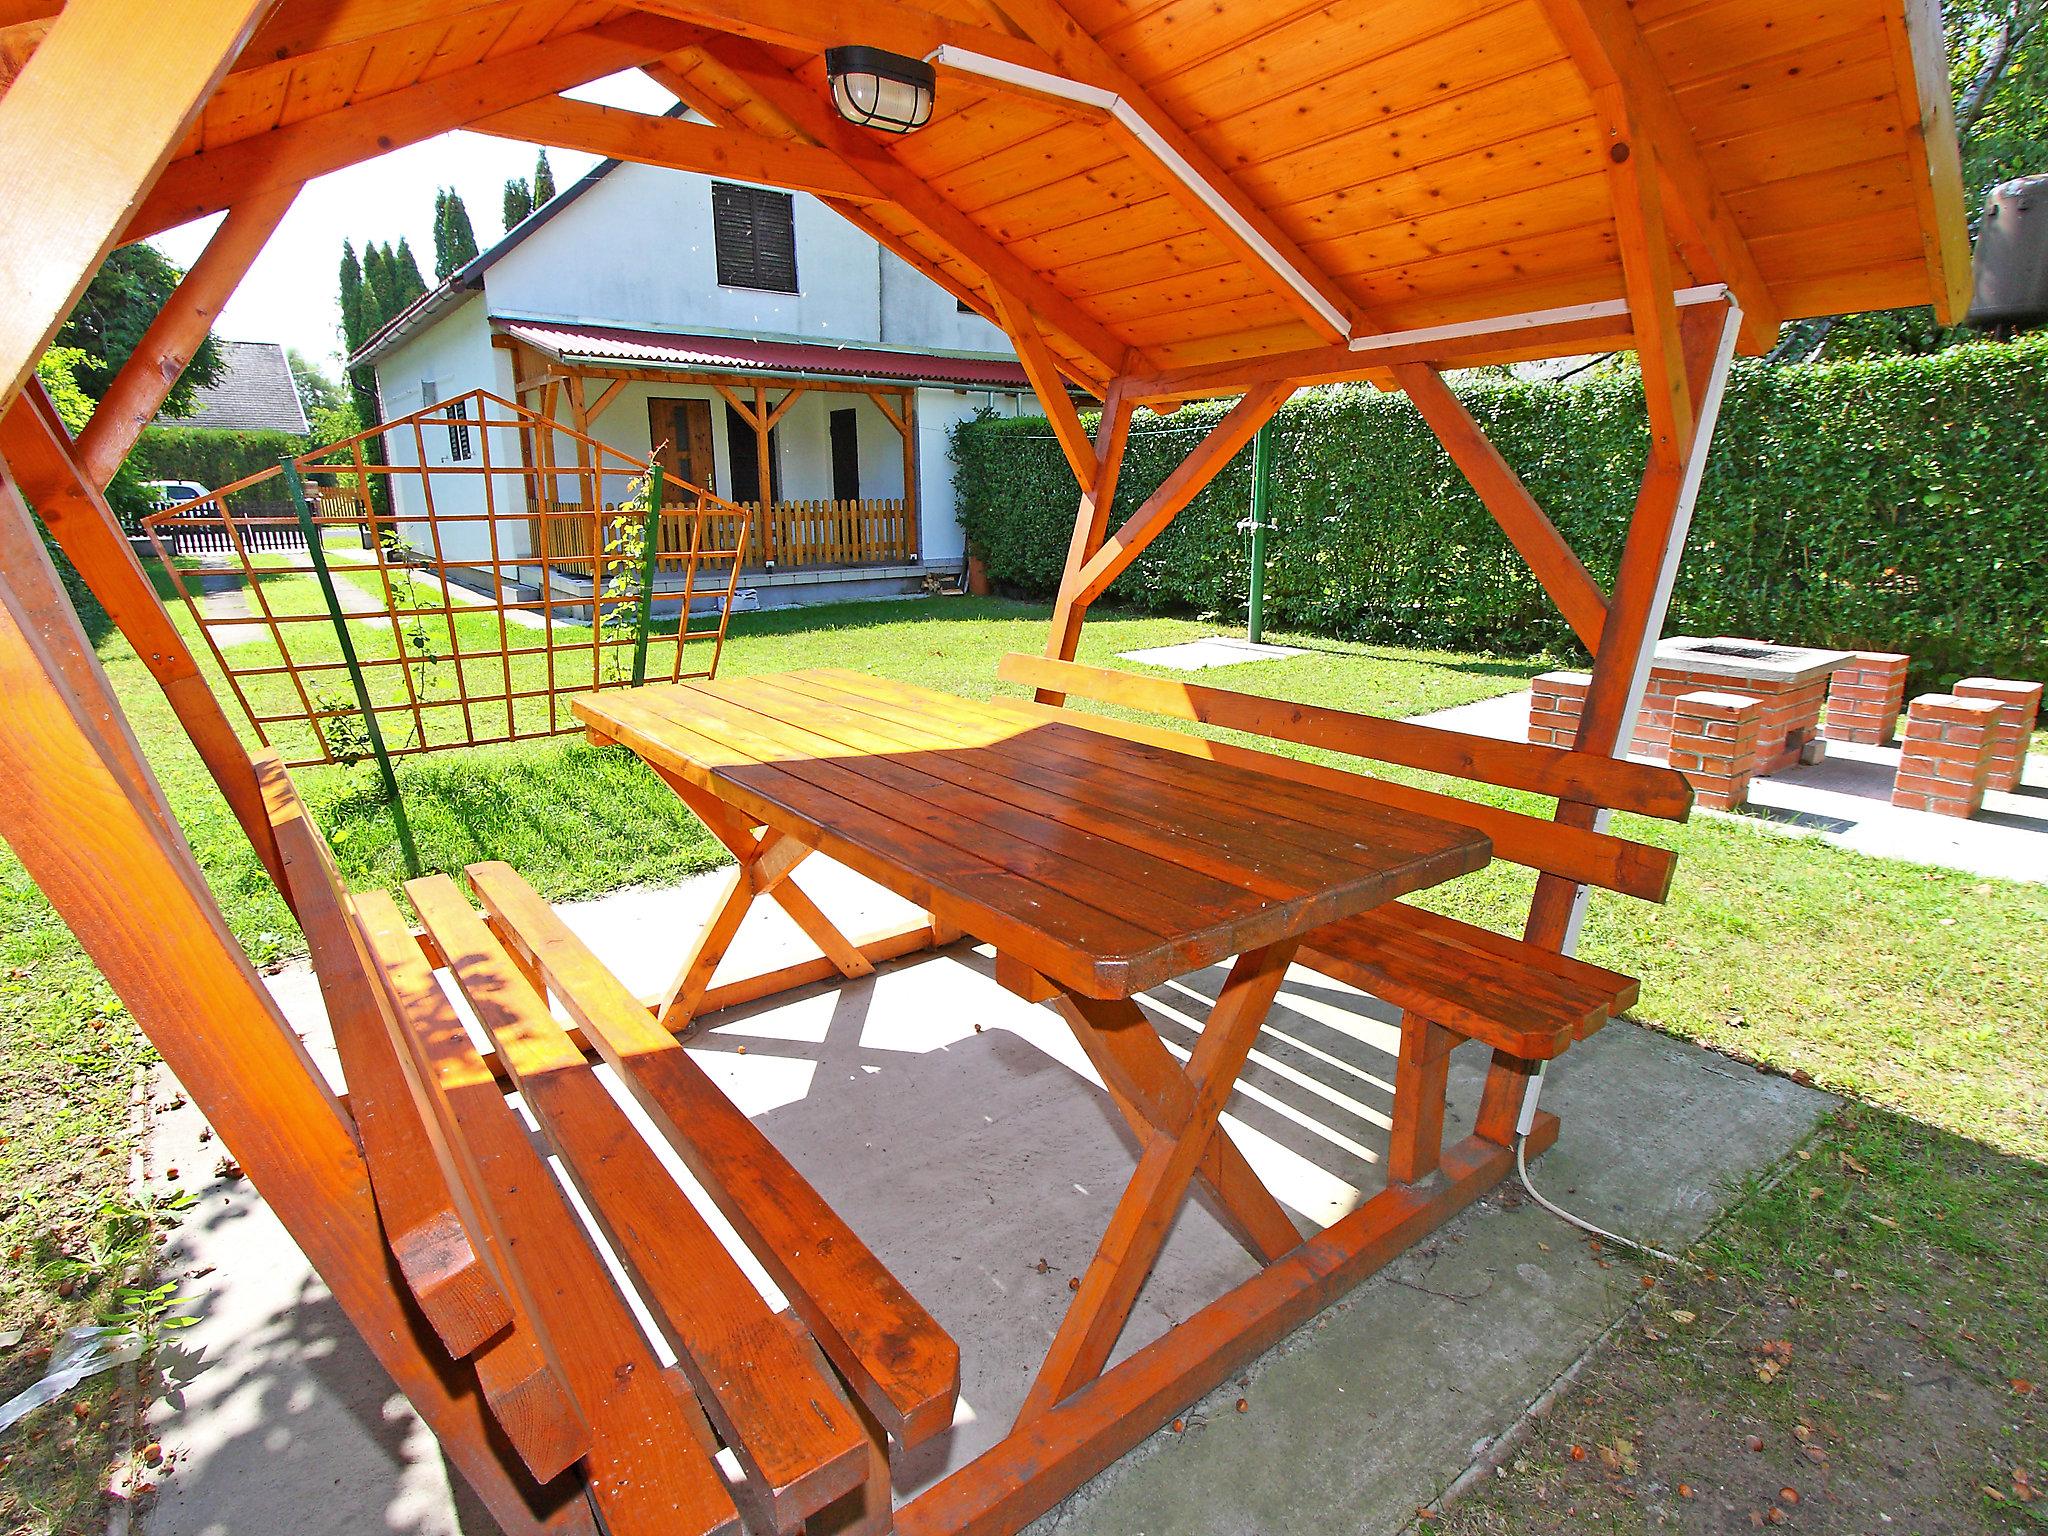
285, 458, 422, 878
1246, 422, 1274, 646
631, 462, 664, 686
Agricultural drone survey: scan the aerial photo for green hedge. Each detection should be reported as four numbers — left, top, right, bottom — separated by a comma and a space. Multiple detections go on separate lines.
127, 426, 309, 495
952, 338, 2048, 689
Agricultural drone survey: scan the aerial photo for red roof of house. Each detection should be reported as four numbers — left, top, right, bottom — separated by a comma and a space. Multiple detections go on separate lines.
499, 321, 1031, 390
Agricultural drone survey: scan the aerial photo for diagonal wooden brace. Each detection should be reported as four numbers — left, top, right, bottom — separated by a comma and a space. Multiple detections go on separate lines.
1018, 941, 1297, 1425
1055, 993, 1301, 1266
652, 763, 873, 1030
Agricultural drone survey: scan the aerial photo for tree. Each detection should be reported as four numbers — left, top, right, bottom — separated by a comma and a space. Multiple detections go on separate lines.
433, 187, 479, 279
53, 244, 226, 418
503, 175, 534, 231
288, 349, 347, 423
533, 149, 556, 205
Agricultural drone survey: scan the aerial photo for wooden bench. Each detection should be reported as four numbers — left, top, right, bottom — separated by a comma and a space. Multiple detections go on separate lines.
254, 750, 958, 1536
994, 654, 1691, 1183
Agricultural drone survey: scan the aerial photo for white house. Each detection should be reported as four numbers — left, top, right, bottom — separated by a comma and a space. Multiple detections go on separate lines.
352, 133, 1036, 606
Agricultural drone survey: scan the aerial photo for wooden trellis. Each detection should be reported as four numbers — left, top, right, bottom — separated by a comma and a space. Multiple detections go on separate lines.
141, 388, 752, 771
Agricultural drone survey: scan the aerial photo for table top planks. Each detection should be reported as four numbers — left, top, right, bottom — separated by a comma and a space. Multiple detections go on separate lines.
576, 670, 1492, 999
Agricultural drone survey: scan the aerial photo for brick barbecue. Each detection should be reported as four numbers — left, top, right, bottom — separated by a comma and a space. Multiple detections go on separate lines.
1634, 637, 1854, 774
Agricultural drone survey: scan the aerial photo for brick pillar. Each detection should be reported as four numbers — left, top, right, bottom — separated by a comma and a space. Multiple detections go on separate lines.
1668, 690, 1764, 810
1528, 670, 1590, 747
1892, 694, 2004, 817
1823, 651, 1910, 745
1951, 677, 2042, 793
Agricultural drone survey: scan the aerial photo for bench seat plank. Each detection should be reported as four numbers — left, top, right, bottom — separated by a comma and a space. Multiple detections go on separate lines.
465, 861, 963, 1448
410, 876, 870, 1534
1298, 903, 1637, 1060
356, 890, 741, 1536
255, 752, 511, 1358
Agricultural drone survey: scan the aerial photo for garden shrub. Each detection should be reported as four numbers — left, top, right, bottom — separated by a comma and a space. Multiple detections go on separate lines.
128, 426, 310, 498
952, 337, 2048, 689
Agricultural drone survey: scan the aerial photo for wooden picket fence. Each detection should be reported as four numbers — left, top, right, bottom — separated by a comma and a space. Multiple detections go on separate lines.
543, 497, 915, 572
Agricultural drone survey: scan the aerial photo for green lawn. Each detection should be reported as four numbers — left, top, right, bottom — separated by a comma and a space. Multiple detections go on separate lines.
2, 588, 2042, 1533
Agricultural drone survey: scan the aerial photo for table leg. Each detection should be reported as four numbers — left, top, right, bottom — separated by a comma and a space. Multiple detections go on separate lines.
1387, 1013, 1458, 1184
1016, 941, 1297, 1426
650, 766, 876, 1031
1055, 993, 1300, 1265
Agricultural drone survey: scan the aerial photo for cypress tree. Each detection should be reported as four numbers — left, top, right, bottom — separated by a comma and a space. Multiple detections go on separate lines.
533, 149, 556, 204
503, 176, 534, 231
391, 238, 428, 307
434, 187, 479, 278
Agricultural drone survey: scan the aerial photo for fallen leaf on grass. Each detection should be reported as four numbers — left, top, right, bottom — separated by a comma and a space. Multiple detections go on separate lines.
2014, 1379, 2036, 1397
1670, 1310, 1697, 1324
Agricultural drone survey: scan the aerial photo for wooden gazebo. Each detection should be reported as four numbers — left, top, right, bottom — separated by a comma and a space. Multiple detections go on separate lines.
0, 2, 1966, 1533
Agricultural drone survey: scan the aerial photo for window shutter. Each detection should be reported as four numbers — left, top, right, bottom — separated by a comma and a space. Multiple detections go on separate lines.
712, 182, 798, 294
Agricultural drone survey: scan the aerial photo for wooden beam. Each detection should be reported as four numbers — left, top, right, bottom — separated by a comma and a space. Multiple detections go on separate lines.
1597, 97, 1693, 469
0, 476, 594, 1536
1883, 0, 1973, 324
977, 0, 1357, 343
630, 0, 1061, 78
0, 0, 273, 409
1532, 0, 1779, 354
992, 289, 1094, 488
471, 97, 883, 204
1042, 380, 1132, 676
691, 34, 1129, 382
1390, 363, 1607, 653
125, 13, 696, 241
74, 186, 298, 487
0, 383, 286, 887
643, 51, 1032, 369
1068, 385, 1290, 609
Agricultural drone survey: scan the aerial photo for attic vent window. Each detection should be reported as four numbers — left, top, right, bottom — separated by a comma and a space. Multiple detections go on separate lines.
712, 183, 798, 294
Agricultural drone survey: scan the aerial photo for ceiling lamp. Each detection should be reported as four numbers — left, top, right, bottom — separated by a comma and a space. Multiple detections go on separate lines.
825, 46, 935, 134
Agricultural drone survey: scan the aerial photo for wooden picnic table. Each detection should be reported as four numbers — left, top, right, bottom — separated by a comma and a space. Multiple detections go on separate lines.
574, 668, 1492, 1001
574, 668, 1496, 1469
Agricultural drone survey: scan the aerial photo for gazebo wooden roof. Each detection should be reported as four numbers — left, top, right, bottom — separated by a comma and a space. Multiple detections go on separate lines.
0, 6, 1968, 1535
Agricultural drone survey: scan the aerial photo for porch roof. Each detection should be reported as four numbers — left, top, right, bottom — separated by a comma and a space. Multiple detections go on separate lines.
499, 320, 1034, 392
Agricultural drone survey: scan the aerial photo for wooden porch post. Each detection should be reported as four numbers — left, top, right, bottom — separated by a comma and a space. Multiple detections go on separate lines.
0, 466, 593, 1536
753, 382, 775, 566
1041, 381, 1134, 683
901, 388, 920, 564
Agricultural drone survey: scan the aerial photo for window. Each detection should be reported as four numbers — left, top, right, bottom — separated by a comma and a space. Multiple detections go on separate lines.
445, 397, 473, 462
829, 408, 860, 501
712, 182, 798, 293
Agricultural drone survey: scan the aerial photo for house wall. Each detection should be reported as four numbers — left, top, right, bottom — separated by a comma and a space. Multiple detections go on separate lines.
372, 295, 531, 566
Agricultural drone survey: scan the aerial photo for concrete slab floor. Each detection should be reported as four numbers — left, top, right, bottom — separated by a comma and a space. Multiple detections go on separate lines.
1117, 637, 1306, 671
1423, 691, 2048, 884
135, 858, 1832, 1536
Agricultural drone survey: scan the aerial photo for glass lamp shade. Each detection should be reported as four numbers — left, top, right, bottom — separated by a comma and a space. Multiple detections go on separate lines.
825, 46, 935, 134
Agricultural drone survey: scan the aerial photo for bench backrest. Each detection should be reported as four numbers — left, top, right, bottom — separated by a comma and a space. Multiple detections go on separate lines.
997, 654, 1689, 902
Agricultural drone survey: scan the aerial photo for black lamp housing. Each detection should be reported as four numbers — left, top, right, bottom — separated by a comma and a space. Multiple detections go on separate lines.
825, 46, 936, 134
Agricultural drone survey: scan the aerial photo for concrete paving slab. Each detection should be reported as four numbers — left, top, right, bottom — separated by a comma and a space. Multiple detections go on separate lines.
1117, 637, 1305, 670
1420, 691, 2048, 884
137, 859, 1831, 1536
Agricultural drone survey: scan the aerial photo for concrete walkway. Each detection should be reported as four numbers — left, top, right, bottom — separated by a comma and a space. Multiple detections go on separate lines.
137, 860, 1830, 1536
1423, 690, 2048, 884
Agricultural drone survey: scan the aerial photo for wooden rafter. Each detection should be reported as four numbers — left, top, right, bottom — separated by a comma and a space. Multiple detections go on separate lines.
630, 0, 1062, 79
75, 185, 298, 487
1883, 0, 1974, 323
680, 33, 1130, 384
472, 97, 884, 205
123, 13, 697, 241
1067, 383, 1291, 610
1533, 0, 1778, 354
1042, 379, 1132, 677
975, 0, 1357, 344
1391, 363, 1607, 654
1597, 91, 1694, 468
0, 0, 272, 407
992, 288, 1095, 488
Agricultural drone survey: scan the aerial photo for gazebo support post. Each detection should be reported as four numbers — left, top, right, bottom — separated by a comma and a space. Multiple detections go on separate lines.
0, 382, 287, 887
0, 468, 594, 1536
